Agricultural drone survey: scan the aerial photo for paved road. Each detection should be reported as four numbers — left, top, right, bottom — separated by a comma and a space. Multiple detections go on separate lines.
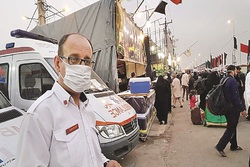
119, 100, 250, 167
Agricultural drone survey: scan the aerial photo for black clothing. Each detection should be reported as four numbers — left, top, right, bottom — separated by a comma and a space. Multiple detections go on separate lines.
199, 79, 209, 111
199, 72, 209, 111
206, 71, 220, 92
199, 71, 220, 111
216, 75, 244, 151
216, 111, 240, 151
165, 79, 172, 113
188, 77, 195, 91
235, 72, 246, 110
152, 70, 157, 80
154, 76, 171, 123
202, 72, 220, 111
199, 93, 206, 111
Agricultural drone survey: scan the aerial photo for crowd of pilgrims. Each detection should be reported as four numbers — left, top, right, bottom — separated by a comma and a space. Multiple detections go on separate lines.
154, 67, 246, 125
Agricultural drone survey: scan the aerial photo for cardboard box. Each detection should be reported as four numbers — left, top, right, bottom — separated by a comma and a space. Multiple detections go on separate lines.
129, 77, 151, 93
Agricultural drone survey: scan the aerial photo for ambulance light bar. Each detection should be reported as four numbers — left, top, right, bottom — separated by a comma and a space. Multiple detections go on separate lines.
10, 29, 58, 44
6, 42, 15, 49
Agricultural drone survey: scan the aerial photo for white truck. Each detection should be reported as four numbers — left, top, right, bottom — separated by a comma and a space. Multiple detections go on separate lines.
0, 29, 139, 161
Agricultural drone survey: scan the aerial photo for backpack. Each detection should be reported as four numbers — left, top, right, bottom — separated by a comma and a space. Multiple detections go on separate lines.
194, 78, 207, 95
205, 77, 231, 116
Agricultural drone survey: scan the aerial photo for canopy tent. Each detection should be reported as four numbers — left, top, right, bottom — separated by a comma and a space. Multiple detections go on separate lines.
31, 0, 118, 92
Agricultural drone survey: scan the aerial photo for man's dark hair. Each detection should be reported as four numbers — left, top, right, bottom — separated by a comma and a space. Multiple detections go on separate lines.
227, 65, 236, 73
58, 33, 93, 56
236, 66, 241, 70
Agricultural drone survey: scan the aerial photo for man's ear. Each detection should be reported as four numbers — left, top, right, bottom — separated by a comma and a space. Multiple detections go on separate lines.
54, 56, 60, 73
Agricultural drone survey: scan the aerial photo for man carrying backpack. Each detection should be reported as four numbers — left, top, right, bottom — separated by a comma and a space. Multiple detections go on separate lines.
215, 65, 247, 157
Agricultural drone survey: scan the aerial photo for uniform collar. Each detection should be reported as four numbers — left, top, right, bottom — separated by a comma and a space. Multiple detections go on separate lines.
52, 82, 89, 107
52, 82, 71, 107
80, 93, 89, 107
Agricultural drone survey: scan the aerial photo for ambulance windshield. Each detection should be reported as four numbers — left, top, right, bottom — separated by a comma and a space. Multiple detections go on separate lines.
84, 71, 110, 93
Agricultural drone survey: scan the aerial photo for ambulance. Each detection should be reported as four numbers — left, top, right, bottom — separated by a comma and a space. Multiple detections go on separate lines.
0, 91, 26, 167
0, 29, 139, 161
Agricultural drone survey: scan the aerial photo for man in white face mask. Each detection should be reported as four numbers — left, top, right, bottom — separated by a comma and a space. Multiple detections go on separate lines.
55, 34, 93, 105
16, 34, 122, 167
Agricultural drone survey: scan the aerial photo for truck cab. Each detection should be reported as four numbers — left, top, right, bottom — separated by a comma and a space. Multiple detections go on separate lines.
0, 30, 139, 160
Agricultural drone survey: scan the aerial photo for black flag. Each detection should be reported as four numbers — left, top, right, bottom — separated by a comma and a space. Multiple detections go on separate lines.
234, 37, 237, 50
224, 52, 227, 65
248, 40, 250, 64
155, 1, 168, 15
210, 55, 213, 68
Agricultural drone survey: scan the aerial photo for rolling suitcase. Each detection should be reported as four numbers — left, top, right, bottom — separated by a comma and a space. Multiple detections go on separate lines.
191, 107, 202, 125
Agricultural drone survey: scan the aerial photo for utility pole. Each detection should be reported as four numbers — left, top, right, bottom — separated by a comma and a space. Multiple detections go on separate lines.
37, 0, 46, 25
152, 17, 162, 59
160, 18, 172, 52
228, 20, 236, 65
233, 22, 236, 65
145, 6, 150, 36
160, 18, 172, 74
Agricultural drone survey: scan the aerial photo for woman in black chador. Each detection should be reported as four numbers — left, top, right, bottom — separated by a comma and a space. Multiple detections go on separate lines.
154, 75, 171, 125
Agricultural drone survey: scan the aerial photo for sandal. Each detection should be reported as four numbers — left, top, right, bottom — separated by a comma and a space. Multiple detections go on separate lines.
230, 146, 243, 151
215, 146, 227, 157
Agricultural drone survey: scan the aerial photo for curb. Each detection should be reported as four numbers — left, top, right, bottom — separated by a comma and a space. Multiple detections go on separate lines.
149, 112, 173, 137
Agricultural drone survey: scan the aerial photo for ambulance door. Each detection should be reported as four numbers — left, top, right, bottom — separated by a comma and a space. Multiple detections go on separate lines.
12, 53, 56, 111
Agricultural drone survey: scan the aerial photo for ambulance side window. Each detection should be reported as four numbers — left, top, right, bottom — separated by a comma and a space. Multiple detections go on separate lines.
19, 63, 54, 100
0, 63, 9, 99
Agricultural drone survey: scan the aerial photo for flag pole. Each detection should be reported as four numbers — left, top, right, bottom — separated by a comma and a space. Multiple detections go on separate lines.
141, 0, 164, 29
222, 53, 224, 69
131, 0, 145, 19
240, 51, 241, 65
248, 40, 250, 66
177, 41, 198, 57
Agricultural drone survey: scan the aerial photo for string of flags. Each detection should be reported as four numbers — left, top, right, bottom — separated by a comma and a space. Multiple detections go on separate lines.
170, 0, 182, 5
191, 40, 249, 69
184, 49, 191, 57
206, 53, 227, 68
240, 43, 249, 53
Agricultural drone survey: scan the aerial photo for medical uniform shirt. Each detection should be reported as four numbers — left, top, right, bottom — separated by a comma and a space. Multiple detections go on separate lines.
16, 82, 108, 167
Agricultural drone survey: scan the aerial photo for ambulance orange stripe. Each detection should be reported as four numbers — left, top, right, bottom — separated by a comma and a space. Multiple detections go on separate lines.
96, 114, 136, 126
0, 47, 34, 55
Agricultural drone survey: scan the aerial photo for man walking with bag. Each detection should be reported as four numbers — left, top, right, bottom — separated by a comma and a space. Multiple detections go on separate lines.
215, 65, 247, 157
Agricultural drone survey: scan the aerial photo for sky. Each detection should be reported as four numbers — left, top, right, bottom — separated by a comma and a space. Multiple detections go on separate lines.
0, 0, 250, 71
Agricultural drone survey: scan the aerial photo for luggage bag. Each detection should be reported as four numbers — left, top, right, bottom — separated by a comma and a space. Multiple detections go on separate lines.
204, 106, 227, 127
191, 107, 202, 125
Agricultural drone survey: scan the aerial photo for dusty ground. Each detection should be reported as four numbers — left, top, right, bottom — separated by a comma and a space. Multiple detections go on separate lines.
119, 100, 250, 167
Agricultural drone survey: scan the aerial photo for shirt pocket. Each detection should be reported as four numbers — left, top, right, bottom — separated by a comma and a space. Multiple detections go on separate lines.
53, 126, 80, 166
54, 128, 79, 142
